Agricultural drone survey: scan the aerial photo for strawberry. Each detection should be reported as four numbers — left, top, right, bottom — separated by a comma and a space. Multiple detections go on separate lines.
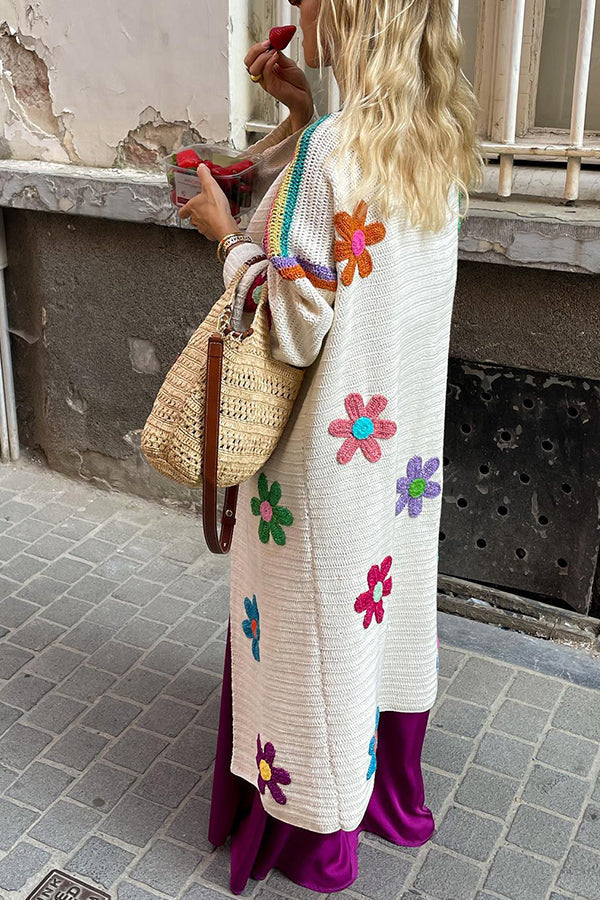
176, 148, 202, 169
269, 25, 296, 51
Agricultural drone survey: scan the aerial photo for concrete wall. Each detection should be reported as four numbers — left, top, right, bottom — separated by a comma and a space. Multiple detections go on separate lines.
5, 207, 600, 505
0, 0, 230, 167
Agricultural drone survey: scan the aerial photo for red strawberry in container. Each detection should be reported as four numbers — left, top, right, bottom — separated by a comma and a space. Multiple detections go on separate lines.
269, 25, 296, 52
176, 148, 202, 169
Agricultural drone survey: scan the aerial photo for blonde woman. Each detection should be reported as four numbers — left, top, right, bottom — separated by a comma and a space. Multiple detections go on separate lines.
179, 0, 482, 893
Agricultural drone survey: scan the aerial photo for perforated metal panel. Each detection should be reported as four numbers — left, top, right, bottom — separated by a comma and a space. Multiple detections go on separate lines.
439, 360, 600, 614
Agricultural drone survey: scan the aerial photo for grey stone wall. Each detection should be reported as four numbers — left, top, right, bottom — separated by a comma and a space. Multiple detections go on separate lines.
5, 208, 600, 504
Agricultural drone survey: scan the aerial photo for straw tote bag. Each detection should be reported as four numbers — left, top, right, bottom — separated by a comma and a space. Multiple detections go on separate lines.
141, 259, 305, 554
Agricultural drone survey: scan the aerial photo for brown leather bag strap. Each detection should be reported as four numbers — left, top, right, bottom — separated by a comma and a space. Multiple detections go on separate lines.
202, 333, 238, 554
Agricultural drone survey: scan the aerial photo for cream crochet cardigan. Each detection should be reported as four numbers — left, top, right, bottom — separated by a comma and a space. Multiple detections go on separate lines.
221, 111, 458, 833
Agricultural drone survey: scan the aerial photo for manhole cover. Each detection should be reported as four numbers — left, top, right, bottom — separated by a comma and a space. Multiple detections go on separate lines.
26, 869, 111, 900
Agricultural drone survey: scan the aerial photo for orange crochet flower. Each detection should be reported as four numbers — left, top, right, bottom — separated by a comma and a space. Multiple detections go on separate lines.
334, 200, 386, 287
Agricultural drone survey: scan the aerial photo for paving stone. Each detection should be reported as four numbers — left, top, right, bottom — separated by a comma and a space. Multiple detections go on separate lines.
163, 537, 204, 565
28, 533, 75, 559
0, 763, 16, 792
421, 728, 473, 775
192, 583, 229, 624
77, 495, 127, 522
166, 573, 215, 604
446, 656, 512, 707
71, 537, 118, 563
507, 803, 574, 860
436, 647, 466, 679
164, 667, 221, 705
190, 554, 229, 583
113, 577, 163, 606
105, 727, 168, 773
0, 722, 52, 768
137, 556, 187, 585
431, 697, 488, 739
522, 764, 588, 818
6, 516, 52, 541
82, 695, 142, 736
68, 763, 136, 811
44, 725, 109, 770
68, 575, 121, 603
90, 640, 145, 675
144, 640, 197, 675
192, 640, 226, 675
0, 534, 28, 560
7, 761, 74, 809
537, 729, 598, 777
0, 499, 37, 523
95, 519, 142, 545
18, 576, 73, 608
491, 699, 550, 742
165, 725, 216, 772
60, 665, 117, 702
0, 842, 51, 892
94, 554, 143, 582
32, 501, 75, 524
433, 805, 504, 862
121, 536, 164, 562
61, 621, 118, 655
51, 516, 98, 540
85, 597, 138, 629
69, 836, 135, 890
0, 672, 53, 710
166, 797, 214, 850
99, 793, 170, 847
25, 693, 87, 733
41, 595, 95, 626
0, 642, 33, 678
132, 838, 203, 894
0, 595, 39, 627
117, 883, 167, 900
0, 487, 16, 504
0, 701, 21, 736
575, 802, 600, 852
557, 844, 600, 898
201, 847, 255, 896
117, 616, 169, 648
455, 766, 519, 818
142, 594, 192, 625
138, 698, 197, 737
473, 731, 533, 779
29, 799, 102, 851
593, 780, 600, 803
25, 645, 84, 682
134, 759, 200, 807
0, 552, 46, 582
10, 618, 66, 650
0, 797, 39, 850
42, 556, 93, 583
413, 847, 481, 900
552, 685, 600, 742
111, 667, 170, 704
484, 846, 556, 900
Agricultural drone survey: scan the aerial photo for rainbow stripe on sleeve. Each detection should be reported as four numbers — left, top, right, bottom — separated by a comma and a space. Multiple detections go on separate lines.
263, 116, 338, 292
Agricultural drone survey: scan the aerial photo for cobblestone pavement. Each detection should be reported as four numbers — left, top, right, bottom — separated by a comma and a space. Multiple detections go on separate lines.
0, 457, 600, 900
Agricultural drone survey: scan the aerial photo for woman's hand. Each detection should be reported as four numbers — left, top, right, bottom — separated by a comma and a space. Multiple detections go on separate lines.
178, 165, 240, 242
245, 40, 313, 131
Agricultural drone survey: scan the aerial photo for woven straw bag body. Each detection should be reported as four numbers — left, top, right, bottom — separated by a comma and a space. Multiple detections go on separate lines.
141, 262, 305, 489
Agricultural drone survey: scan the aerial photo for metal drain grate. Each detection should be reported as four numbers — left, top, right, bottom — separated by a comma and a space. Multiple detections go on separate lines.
26, 870, 111, 900
439, 360, 600, 614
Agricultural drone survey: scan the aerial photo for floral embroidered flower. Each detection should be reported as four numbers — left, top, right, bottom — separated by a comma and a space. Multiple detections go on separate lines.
256, 734, 291, 805
396, 456, 441, 518
328, 394, 397, 465
250, 473, 293, 545
367, 707, 380, 780
355, 556, 392, 629
242, 595, 260, 662
334, 200, 386, 287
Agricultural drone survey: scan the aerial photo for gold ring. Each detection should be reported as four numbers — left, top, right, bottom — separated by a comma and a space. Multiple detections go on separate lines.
249, 72, 263, 82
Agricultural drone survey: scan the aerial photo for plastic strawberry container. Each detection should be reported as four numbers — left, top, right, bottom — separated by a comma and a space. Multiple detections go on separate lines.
165, 144, 261, 229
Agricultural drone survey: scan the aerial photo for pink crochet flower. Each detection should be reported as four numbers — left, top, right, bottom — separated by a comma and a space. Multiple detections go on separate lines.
328, 394, 397, 464
355, 555, 393, 628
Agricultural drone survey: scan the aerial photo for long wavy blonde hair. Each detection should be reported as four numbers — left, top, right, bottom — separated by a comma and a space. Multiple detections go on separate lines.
316, 0, 484, 232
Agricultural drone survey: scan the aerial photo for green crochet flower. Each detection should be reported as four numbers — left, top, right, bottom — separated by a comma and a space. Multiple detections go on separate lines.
251, 473, 293, 546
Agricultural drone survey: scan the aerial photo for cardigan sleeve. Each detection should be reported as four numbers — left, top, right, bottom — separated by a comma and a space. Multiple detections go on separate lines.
223, 116, 337, 368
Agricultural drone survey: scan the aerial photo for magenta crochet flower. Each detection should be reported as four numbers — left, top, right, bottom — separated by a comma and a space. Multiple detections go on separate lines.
355, 555, 392, 628
256, 735, 291, 805
328, 394, 397, 464
396, 456, 441, 518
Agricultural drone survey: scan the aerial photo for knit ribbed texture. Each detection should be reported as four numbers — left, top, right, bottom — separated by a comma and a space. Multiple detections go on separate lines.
225, 112, 459, 834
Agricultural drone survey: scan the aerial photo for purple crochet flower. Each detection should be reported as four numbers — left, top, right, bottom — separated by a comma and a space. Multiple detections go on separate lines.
396, 456, 441, 518
256, 735, 291, 805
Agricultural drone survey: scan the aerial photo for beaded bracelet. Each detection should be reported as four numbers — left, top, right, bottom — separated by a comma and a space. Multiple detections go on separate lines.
217, 232, 253, 265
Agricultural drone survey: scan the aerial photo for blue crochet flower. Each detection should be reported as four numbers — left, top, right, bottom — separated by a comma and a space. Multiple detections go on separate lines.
367, 707, 380, 780
242, 595, 260, 662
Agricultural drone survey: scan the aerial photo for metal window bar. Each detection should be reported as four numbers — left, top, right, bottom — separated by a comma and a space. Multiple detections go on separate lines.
485, 0, 598, 202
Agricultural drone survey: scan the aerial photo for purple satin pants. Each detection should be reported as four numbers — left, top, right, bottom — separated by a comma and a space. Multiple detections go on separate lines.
209, 626, 435, 894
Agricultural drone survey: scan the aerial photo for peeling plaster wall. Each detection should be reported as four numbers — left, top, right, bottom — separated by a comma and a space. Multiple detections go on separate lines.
0, 0, 230, 167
